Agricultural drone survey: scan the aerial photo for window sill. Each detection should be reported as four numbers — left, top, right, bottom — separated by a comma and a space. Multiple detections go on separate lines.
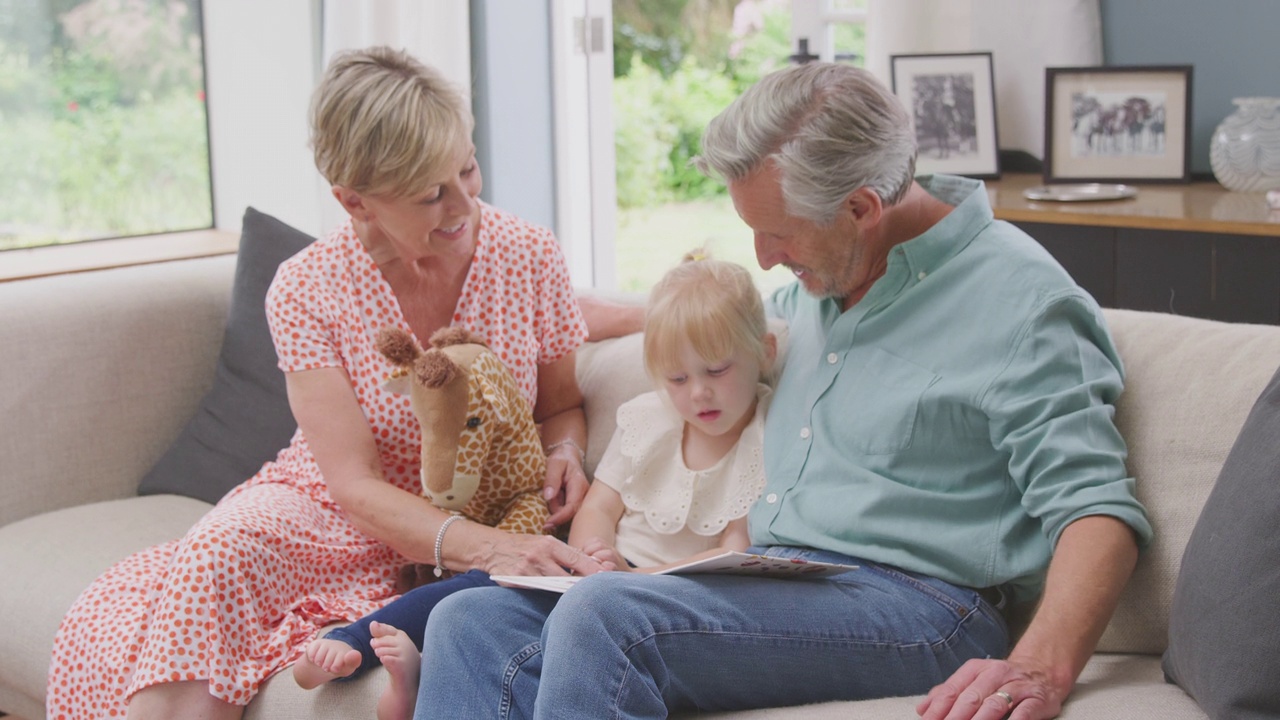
0, 229, 239, 283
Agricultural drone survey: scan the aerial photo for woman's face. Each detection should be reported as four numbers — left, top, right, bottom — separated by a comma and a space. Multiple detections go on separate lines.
355, 145, 484, 263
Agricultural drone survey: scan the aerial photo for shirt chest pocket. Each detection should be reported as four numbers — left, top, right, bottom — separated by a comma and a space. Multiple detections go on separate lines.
826, 348, 938, 455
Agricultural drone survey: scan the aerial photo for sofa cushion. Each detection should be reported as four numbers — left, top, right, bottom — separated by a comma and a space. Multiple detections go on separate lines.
1096, 310, 1280, 654
1162, 363, 1280, 718
138, 208, 314, 504
0, 494, 212, 719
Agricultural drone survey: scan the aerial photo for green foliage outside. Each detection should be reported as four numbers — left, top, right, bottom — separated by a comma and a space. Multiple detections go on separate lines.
611, 2, 864, 291
613, 2, 865, 209
613, 2, 792, 209
0, 0, 211, 250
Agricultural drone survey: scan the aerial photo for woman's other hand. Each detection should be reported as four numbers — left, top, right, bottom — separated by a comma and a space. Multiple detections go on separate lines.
576, 293, 645, 342
544, 444, 589, 530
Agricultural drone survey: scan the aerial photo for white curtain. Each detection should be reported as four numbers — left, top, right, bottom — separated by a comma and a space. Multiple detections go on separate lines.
866, 0, 1102, 160
321, 0, 471, 91
316, 0, 472, 229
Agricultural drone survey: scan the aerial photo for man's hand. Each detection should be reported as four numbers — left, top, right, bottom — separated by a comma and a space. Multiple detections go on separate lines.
916, 657, 1067, 720
919, 515, 1139, 720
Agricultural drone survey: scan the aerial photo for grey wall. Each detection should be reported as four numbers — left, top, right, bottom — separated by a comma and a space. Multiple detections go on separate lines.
469, 1, 557, 229
1101, 0, 1280, 177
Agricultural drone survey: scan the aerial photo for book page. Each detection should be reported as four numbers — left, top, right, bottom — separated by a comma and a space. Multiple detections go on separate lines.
492, 551, 857, 594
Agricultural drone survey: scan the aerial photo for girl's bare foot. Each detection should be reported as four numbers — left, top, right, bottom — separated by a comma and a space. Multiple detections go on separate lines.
370, 621, 421, 720
292, 637, 364, 689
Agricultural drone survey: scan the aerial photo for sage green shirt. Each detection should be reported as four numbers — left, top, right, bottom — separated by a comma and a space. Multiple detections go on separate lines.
750, 175, 1153, 603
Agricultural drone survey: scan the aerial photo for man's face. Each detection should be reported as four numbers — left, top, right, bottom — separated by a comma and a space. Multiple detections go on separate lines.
727, 164, 868, 305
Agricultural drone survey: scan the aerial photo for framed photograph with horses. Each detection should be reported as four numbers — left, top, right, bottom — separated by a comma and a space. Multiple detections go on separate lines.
890, 52, 1001, 180
1044, 65, 1193, 183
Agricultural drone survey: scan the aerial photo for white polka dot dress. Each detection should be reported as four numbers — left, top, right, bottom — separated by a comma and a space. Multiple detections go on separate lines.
46, 203, 588, 718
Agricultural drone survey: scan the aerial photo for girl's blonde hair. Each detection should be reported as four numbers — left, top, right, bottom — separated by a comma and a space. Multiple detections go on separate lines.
310, 46, 474, 198
643, 251, 770, 383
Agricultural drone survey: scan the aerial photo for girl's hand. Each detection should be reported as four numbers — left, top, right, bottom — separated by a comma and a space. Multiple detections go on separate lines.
543, 444, 589, 531
577, 537, 625, 572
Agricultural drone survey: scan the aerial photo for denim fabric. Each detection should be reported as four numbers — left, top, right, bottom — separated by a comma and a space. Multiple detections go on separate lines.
325, 569, 494, 677
414, 548, 1008, 719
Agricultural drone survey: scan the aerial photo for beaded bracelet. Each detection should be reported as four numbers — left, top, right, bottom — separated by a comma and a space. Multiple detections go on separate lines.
544, 438, 586, 464
433, 514, 465, 578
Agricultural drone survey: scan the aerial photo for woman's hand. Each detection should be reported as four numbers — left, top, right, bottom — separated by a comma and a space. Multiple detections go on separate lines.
534, 351, 589, 531
543, 443, 589, 530
470, 527, 608, 577
576, 293, 645, 341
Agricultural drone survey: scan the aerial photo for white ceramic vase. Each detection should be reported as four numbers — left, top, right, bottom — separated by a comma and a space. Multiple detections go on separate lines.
1209, 97, 1280, 193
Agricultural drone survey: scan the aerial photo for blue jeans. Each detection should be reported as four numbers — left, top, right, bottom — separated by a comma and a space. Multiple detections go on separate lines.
325, 569, 495, 677
413, 547, 1009, 719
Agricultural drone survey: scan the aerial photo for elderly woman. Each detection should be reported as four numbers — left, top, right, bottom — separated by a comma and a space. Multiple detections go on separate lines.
46, 46, 604, 720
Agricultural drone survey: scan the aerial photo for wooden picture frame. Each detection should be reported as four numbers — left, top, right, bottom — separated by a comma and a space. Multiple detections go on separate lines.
1043, 65, 1193, 183
890, 52, 1001, 179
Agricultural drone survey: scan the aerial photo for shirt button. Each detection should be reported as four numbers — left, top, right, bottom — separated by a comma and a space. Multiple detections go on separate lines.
800, 427, 811, 439
918, 271, 927, 281
766, 493, 778, 504
826, 352, 838, 364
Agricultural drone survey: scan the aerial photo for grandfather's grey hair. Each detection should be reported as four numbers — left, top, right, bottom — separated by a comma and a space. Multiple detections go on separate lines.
694, 62, 917, 225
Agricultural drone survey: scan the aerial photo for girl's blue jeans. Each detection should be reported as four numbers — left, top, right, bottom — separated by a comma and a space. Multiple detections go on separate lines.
413, 547, 1009, 719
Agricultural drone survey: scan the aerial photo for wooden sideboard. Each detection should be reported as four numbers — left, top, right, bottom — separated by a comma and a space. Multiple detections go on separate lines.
986, 174, 1280, 325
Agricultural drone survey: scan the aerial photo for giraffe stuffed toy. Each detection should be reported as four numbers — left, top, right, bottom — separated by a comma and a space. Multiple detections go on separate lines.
377, 326, 549, 536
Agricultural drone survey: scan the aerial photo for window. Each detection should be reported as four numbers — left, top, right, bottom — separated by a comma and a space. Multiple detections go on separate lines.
0, 0, 212, 252
609, 0, 867, 293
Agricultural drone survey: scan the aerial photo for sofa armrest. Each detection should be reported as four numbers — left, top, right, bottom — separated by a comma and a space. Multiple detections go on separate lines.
0, 255, 235, 527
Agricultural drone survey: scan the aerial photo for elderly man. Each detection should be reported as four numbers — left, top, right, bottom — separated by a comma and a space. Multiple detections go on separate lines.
413, 61, 1152, 720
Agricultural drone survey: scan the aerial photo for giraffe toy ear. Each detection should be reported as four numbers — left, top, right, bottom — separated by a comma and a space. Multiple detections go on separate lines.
377, 327, 422, 367
414, 350, 460, 389
473, 352, 517, 425
429, 327, 487, 349
383, 372, 412, 396
476, 373, 513, 427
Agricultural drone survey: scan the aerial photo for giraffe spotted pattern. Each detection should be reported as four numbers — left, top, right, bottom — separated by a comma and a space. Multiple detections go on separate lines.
380, 326, 549, 535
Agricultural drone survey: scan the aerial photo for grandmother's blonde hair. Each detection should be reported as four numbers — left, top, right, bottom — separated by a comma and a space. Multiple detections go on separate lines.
643, 251, 770, 383
310, 46, 473, 198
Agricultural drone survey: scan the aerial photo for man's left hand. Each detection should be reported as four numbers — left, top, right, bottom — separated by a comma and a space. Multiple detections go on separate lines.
916, 657, 1067, 720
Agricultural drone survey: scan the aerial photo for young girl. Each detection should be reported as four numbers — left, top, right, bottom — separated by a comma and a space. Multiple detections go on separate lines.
293, 252, 777, 720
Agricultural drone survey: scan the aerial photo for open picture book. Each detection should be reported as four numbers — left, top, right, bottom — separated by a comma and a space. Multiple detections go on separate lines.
491, 550, 858, 594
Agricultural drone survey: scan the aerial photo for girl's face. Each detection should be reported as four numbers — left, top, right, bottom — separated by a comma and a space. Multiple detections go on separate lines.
660, 340, 767, 441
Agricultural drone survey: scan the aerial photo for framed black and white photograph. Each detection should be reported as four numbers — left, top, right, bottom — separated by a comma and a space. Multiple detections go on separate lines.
890, 52, 1001, 179
1044, 65, 1192, 183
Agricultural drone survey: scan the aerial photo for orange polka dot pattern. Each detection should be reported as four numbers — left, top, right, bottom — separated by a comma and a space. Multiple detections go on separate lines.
45, 203, 588, 719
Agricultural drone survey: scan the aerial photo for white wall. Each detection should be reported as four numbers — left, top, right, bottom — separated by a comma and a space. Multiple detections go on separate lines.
470, 1, 556, 231
202, 2, 328, 237
202, 2, 478, 238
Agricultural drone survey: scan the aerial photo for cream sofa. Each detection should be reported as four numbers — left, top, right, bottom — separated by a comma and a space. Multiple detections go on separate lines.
2, 251, 1278, 719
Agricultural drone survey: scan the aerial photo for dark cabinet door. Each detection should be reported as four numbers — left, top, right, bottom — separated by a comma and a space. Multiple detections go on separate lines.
1014, 221, 1116, 308
1012, 221, 1279, 324
1115, 229, 1280, 325
1210, 234, 1280, 324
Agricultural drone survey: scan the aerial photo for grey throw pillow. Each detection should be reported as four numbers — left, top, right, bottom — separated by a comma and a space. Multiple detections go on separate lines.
138, 207, 314, 504
1163, 363, 1280, 719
